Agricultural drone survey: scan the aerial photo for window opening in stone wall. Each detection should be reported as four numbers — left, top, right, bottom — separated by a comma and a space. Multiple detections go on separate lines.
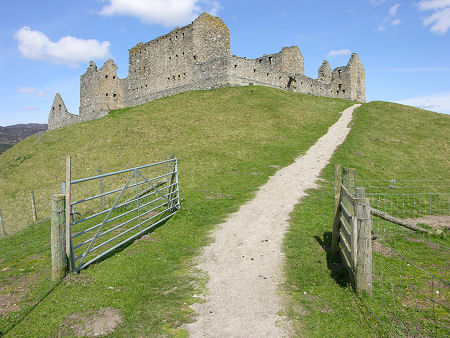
182, 51, 185, 55
106, 93, 108, 96
267, 73, 269, 76
113, 76, 116, 79
193, 55, 197, 60
287, 77, 294, 90
234, 64, 237, 69
178, 75, 181, 79
105, 75, 108, 78
183, 73, 186, 78
338, 84, 342, 90
259, 59, 262, 63
338, 69, 342, 77
169, 56, 172, 60
268, 56, 272, 64
279, 76, 282, 80
52, 107, 55, 111
113, 94, 116, 97
182, 32, 185, 37
254, 69, 256, 73
342, 90, 345, 93
59, 104, 61, 108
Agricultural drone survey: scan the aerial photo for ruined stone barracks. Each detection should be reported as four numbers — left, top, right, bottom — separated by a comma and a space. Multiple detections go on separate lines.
49, 13, 365, 130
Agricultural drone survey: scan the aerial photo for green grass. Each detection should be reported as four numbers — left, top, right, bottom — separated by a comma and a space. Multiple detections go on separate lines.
283, 102, 449, 336
0, 86, 352, 336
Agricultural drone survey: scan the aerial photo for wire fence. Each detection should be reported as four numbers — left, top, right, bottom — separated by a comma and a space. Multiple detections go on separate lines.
354, 178, 449, 336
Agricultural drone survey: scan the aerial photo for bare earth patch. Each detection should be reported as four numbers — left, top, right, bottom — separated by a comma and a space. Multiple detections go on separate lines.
372, 241, 394, 257
185, 104, 359, 337
60, 308, 123, 337
405, 215, 450, 231
0, 291, 22, 316
0, 272, 39, 317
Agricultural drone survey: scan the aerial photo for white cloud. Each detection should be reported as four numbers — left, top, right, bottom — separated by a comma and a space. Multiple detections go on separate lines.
417, 0, 450, 10
14, 26, 111, 67
396, 91, 450, 114
417, 0, 450, 34
99, 0, 220, 27
423, 7, 450, 33
375, 3, 401, 31
327, 49, 351, 58
18, 87, 45, 97
389, 4, 400, 16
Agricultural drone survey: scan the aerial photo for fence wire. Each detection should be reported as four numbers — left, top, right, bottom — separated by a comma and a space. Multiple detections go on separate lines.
353, 178, 449, 336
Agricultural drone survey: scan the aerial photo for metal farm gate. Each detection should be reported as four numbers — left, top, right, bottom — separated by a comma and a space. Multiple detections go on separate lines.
64, 157, 180, 272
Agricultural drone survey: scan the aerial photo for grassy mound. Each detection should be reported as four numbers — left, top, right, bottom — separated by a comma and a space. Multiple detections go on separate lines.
0, 86, 351, 335
284, 102, 449, 336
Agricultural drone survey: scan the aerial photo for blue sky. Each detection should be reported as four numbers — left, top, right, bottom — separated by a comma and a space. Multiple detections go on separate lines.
1, 0, 449, 126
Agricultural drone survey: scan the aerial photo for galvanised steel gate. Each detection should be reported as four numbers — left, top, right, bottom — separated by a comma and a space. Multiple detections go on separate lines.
65, 158, 180, 272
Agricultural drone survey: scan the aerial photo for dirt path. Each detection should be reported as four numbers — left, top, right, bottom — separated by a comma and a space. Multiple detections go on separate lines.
185, 104, 360, 337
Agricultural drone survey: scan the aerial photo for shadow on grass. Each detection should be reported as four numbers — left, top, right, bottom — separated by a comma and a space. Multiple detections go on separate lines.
314, 231, 351, 288
72, 210, 176, 274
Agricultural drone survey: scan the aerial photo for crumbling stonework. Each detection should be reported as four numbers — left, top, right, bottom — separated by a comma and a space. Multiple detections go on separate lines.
49, 13, 366, 130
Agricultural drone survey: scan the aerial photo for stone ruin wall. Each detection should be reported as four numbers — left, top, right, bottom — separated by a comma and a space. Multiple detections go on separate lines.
120, 13, 230, 108
49, 13, 365, 130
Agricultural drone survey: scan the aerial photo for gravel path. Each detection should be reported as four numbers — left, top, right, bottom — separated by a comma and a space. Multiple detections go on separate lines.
185, 104, 360, 337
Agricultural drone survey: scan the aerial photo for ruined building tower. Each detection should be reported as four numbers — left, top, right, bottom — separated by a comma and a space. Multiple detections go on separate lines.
48, 13, 366, 130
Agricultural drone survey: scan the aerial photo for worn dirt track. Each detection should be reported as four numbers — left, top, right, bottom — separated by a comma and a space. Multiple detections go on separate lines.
185, 104, 360, 337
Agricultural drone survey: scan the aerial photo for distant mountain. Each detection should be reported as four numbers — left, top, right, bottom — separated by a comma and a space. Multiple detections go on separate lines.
0, 123, 48, 152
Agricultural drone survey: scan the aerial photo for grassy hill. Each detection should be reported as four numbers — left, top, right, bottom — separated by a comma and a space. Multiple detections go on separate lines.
0, 87, 448, 336
0, 86, 351, 335
0, 86, 350, 235
284, 102, 449, 336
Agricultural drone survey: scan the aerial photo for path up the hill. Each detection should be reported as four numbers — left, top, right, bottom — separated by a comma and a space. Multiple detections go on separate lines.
185, 104, 361, 337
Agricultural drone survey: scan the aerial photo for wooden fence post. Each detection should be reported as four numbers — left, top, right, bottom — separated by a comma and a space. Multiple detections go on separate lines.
51, 194, 67, 281
98, 168, 105, 210
31, 190, 37, 223
354, 188, 373, 295
0, 209, 5, 236
166, 154, 176, 209
342, 168, 356, 196
331, 164, 342, 256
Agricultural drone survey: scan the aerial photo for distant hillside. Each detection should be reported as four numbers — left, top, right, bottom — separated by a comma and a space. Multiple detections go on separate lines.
0, 143, 13, 153
0, 123, 47, 147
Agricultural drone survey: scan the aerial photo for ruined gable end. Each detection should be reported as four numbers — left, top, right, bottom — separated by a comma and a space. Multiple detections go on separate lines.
280, 46, 304, 75
318, 60, 332, 83
48, 93, 79, 130
347, 53, 366, 102
80, 59, 123, 116
192, 13, 230, 62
